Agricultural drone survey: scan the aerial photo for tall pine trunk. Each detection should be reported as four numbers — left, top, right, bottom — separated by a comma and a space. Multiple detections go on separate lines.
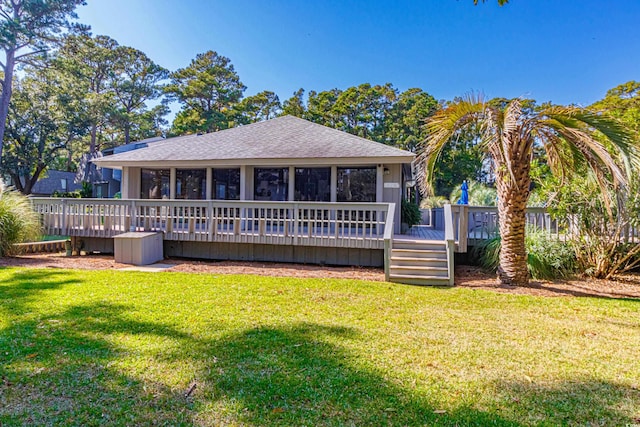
495, 153, 532, 286
89, 124, 98, 153
0, 49, 16, 164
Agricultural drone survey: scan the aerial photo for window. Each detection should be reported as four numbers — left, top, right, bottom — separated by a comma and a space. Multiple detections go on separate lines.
140, 169, 170, 199
254, 168, 289, 201
337, 167, 376, 202
212, 168, 240, 200
94, 182, 109, 199
176, 169, 206, 200
295, 168, 330, 201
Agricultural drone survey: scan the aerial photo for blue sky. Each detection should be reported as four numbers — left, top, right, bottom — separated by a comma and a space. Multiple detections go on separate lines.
78, 0, 640, 107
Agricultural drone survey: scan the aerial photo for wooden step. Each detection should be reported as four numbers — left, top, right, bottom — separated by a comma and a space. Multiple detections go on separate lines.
393, 240, 446, 251
389, 274, 453, 286
389, 265, 449, 277
391, 248, 447, 259
392, 238, 443, 245
389, 256, 448, 267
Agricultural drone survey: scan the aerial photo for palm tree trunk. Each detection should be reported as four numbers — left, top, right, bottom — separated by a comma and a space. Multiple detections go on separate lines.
495, 162, 531, 286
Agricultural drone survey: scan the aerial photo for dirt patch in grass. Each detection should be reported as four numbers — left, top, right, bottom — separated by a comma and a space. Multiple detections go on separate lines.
1, 252, 639, 299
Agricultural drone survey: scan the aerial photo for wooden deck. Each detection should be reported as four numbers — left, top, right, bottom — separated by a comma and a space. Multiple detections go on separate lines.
398, 225, 445, 241
31, 198, 396, 250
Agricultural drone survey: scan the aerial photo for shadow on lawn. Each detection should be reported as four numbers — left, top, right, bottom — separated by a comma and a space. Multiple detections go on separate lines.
0, 302, 517, 426
0, 280, 637, 425
0, 270, 82, 317
0, 300, 197, 425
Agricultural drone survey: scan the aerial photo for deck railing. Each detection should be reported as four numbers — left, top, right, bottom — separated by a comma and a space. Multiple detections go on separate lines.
30, 198, 394, 250
447, 205, 565, 252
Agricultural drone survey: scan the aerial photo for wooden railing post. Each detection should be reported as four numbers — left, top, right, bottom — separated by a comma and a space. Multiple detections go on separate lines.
207, 201, 214, 242
444, 204, 455, 286
293, 203, 299, 245
458, 204, 469, 253
60, 199, 67, 235
383, 203, 395, 281
128, 200, 136, 232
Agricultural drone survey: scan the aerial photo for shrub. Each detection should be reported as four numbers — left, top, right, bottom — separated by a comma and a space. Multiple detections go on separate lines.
401, 199, 422, 227
419, 196, 448, 209
0, 181, 41, 256
546, 175, 640, 279
52, 190, 81, 198
476, 226, 576, 280
79, 181, 93, 198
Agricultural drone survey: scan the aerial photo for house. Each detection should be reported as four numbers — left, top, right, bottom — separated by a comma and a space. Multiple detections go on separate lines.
34, 115, 463, 285
29, 170, 82, 196
93, 116, 415, 232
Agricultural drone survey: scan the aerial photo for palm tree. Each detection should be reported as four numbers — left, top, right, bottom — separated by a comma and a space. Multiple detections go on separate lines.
417, 95, 637, 286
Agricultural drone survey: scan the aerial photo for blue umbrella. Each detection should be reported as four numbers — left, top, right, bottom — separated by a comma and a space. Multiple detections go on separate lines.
458, 180, 469, 205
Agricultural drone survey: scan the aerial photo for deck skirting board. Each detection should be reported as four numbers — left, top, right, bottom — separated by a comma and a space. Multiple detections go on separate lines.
75, 237, 384, 267
166, 241, 383, 267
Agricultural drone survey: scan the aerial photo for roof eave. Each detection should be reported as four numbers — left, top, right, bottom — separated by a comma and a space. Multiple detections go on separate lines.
93, 155, 415, 170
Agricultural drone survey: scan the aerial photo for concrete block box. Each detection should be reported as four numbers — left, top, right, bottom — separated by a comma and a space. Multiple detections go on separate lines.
114, 232, 164, 265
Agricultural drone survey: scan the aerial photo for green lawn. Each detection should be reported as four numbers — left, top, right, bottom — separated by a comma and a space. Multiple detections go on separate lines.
0, 267, 638, 426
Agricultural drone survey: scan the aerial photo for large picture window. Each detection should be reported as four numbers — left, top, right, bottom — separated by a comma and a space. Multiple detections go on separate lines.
176, 169, 206, 199
295, 167, 330, 201
337, 167, 376, 202
212, 168, 241, 200
254, 168, 289, 201
140, 169, 170, 199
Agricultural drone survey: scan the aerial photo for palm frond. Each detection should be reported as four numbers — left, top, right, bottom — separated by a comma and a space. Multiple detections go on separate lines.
544, 107, 640, 176
416, 93, 490, 195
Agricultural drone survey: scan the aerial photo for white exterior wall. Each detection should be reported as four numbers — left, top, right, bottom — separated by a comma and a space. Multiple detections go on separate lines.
123, 167, 141, 199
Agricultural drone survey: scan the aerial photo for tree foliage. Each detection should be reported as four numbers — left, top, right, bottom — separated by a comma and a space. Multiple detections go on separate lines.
109, 45, 169, 144
55, 33, 168, 154
166, 50, 246, 135
234, 90, 281, 125
591, 81, 640, 134
279, 84, 438, 149
2, 65, 88, 194
55, 33, 118, 153
2, 32, 169, 192
0, 0, 86, 165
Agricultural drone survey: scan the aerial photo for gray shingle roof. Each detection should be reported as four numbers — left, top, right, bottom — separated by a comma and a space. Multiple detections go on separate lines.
93, 116, 414, 166
30, 170, 82, 196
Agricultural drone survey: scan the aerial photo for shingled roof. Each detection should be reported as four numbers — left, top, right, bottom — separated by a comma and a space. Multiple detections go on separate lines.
94, 115, 414, 168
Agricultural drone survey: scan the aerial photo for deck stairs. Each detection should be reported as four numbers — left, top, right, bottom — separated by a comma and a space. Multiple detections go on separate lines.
388, 238, 453, 286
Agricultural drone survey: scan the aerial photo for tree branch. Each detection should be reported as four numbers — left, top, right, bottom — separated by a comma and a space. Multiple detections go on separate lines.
14, 47, 48, 61
0, 9, 12, 21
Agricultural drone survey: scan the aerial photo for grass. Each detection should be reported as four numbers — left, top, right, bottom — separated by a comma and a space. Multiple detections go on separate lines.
0, 267, 638, 426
